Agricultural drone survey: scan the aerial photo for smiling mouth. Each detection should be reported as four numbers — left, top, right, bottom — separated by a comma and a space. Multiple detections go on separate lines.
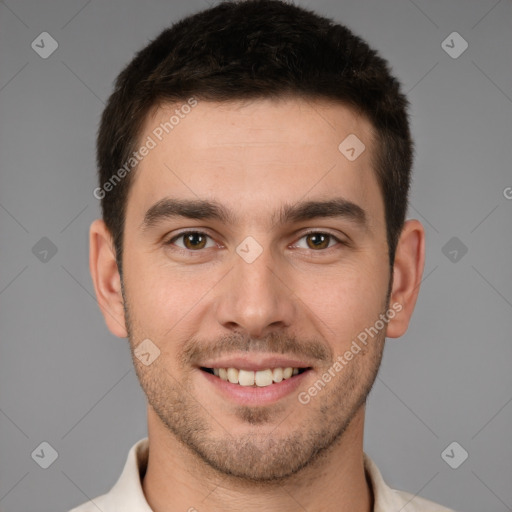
200, 366, 310, 387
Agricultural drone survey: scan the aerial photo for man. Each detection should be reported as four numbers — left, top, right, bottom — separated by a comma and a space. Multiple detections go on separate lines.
72, 0, 456, 510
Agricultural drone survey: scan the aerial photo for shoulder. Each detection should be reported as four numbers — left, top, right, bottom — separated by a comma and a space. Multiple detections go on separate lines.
363, 452, 457, 512
66, 437, 150, 512
389, 488, 457, 511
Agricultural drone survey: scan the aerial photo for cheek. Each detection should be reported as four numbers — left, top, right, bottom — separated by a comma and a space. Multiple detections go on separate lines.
123, 251, 217, 339
296, 259, 389, 346
122, 252, 174, 333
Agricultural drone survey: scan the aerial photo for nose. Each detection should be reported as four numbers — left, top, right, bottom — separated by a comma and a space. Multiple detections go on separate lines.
214, 243, 297, 338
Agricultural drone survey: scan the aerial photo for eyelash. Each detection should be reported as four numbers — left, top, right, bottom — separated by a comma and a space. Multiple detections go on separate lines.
164, 230, 347, 255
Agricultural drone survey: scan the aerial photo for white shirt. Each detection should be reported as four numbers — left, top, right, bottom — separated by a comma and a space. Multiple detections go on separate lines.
69, 438, 456, 512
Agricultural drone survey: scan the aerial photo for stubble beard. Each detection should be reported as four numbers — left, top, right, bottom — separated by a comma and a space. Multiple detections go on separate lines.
121, 281, 387, 483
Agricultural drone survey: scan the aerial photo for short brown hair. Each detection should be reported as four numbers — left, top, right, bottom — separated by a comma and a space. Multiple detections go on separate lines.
97, 0, 413, 274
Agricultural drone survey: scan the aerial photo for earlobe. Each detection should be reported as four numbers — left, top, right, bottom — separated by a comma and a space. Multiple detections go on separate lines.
89, 219, 128, 338
386, 219, 425, 339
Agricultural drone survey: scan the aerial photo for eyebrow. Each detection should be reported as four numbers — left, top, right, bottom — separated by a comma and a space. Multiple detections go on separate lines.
140, 196, 368, 232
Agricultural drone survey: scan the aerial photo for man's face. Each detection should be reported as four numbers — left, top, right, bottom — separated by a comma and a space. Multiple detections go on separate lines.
121, 97, 391, 481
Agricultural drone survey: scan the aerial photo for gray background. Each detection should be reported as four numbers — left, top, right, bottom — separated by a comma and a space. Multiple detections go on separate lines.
0, 0, 511, 511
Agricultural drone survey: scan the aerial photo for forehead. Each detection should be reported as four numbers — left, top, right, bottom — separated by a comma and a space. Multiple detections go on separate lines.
127, 97, 383, 230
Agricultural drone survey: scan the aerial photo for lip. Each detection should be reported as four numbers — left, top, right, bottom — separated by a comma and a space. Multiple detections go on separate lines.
199, 354, 313, 372
199, 367, 311, 406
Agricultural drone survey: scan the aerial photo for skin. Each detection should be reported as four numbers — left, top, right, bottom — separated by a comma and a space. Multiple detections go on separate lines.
89, 97, 425, 512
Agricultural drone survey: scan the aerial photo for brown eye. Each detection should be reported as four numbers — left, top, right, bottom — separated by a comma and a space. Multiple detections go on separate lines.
293, 232, 342, 251
183, 232, 207, 250
167, 231, 213, 251
305, 232, 331, 250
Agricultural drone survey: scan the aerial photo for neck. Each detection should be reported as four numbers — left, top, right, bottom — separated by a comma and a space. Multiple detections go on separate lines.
142, 405, 373, 512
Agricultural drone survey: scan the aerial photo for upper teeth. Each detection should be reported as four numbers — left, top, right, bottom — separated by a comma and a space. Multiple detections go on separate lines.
212, 367, 300, 387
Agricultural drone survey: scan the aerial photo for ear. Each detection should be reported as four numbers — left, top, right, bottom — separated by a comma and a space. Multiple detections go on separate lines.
89, 219, 128, 338
386, 219, 425, 338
